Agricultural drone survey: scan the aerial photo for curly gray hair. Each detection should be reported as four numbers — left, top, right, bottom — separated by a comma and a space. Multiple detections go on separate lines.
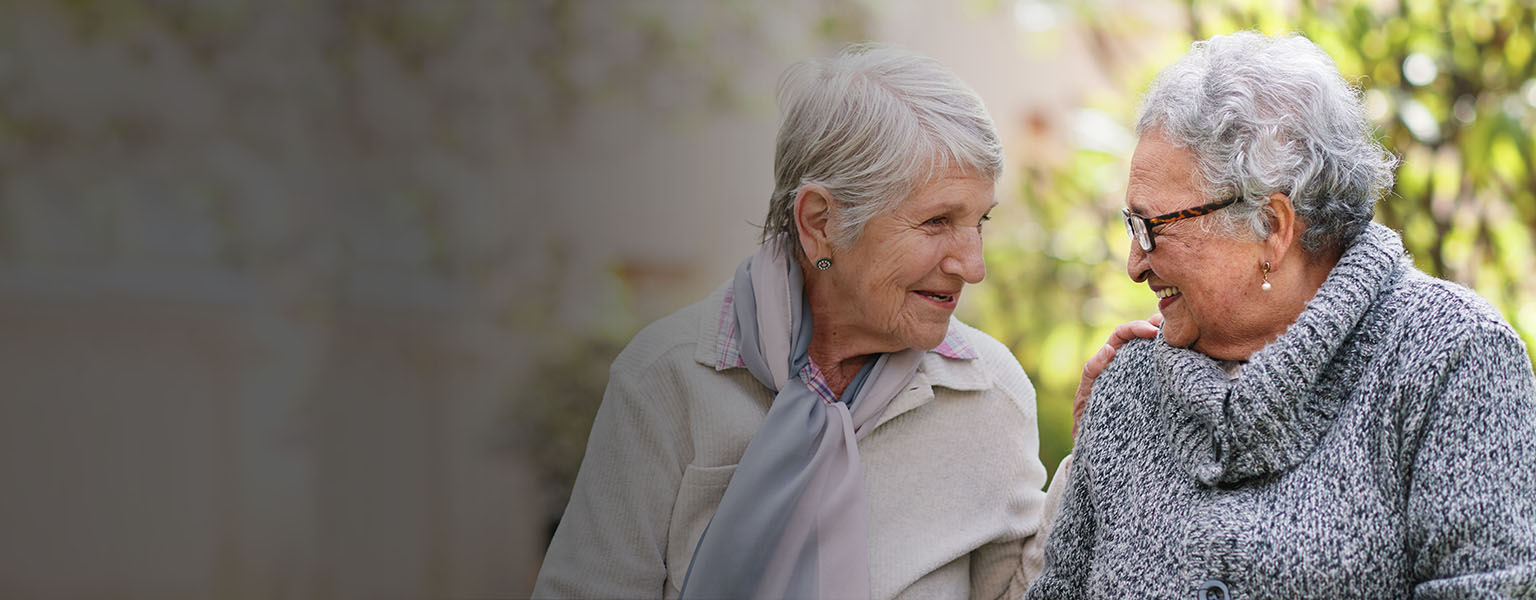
1137, 31, 1398, 253
763, 44, 1003, 253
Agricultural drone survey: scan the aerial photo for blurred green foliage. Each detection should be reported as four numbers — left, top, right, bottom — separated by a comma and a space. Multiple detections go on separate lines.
974, 0, 1536, 479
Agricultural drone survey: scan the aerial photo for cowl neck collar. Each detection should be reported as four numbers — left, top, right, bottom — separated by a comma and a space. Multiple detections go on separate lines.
1155, 222, 1404, 486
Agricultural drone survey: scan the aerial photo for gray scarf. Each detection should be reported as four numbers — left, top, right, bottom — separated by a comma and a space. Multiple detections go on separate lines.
679, 238, 923, 599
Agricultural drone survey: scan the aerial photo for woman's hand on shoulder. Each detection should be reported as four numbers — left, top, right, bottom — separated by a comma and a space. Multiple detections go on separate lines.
1073, 314, 1162, 436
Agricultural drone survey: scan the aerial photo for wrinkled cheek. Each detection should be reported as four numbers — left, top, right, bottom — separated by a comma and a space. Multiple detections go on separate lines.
877, 291, 910, 323
890, 301, 930, 344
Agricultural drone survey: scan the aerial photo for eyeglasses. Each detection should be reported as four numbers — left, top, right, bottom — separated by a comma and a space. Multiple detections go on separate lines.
1121, 197, 1240, 252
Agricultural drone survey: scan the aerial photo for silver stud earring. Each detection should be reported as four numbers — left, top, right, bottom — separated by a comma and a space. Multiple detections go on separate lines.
1261, 261, 1272, 291
816, 258, 832, 270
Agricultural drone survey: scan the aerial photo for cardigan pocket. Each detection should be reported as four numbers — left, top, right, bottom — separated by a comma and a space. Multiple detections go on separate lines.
665, 463, 737, 594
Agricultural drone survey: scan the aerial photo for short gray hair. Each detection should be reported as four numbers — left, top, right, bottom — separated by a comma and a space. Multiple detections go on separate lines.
1137, 31, 1397, 253
763, 44, 1004, 252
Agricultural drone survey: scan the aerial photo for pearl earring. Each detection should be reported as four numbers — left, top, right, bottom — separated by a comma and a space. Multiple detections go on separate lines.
816, 258, 832, 270
1261, 261, 1272, 291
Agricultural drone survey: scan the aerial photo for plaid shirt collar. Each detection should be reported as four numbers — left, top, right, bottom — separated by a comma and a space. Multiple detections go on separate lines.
711, 284, 979, 403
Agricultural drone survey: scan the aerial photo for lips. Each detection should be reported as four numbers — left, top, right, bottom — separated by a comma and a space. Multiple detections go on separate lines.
914, 289, 960, 308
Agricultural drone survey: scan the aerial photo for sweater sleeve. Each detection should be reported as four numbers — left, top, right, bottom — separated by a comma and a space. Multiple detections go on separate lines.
1024, 437, 1097, 599
1023, 452, 1094, 599
532, 363, 690, 599
1019, 454, 1074, 578
1407, 321, 1536, 598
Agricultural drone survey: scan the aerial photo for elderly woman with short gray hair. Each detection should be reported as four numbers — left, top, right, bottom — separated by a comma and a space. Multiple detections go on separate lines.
1029, 31, 1536, 599
534, 45, 1051, 599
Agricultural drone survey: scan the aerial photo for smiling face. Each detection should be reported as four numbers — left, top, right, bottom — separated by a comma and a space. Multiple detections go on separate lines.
1124, 130, 1275, 360
816, 166, 995, 354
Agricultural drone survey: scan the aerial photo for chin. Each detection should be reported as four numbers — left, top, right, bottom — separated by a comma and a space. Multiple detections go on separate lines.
1161, 325, 1197, 349
900, 327, 948, 352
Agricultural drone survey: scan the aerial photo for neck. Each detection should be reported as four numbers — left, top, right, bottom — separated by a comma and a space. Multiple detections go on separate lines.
800, 257, 890, 398
807, 343, 872, 399
1210, 248, 1342, 361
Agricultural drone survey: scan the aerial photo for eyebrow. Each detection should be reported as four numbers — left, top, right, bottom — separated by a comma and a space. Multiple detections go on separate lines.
924, 200, 999, 213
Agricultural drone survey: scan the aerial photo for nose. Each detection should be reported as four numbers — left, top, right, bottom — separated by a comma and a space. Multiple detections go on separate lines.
942, 227, 986, 284
1127, 240, 1151, 283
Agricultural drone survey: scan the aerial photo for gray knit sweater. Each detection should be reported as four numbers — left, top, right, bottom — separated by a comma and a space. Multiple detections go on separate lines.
1027, 223, 1536, 599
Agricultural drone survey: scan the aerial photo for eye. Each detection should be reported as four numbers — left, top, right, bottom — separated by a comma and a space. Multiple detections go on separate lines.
922, 216, 948, 227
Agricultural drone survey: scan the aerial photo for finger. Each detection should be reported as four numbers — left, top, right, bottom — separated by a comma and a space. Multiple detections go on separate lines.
1126, 321, 1160, 340
1147, 312, 1164, 327
1079, 343, 1116, 387
1108, 321, 1159, 346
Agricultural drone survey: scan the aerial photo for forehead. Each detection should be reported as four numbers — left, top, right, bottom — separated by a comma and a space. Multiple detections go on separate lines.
1125, 132, 1204, 215
900, 167, 996, 210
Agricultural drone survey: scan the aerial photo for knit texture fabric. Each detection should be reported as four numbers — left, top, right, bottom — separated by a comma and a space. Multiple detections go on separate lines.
1027, 222, 1536, 599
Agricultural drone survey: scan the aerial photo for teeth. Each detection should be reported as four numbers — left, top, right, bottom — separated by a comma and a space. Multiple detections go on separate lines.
918, 292, 952, 302
1155, 286, 1180, 298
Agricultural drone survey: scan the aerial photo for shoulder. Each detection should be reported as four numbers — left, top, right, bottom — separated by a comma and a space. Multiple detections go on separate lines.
1076, 337, 1159, 441
1367, 266, 1533, 450
608, 288, 719, 384
1387, 267, 1507, 324
1093, 337, 1158, 401
1374, 265, 1526, 362
942, 317, 1034, 405
923, 319, 1047, 485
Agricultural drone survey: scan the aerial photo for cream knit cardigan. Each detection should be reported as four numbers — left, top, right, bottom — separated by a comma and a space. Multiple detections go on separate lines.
534, 282, 1052, 599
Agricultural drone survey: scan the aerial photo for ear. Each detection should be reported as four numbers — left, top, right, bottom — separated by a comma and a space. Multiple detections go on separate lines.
793, 184, 837, 262
1261, 192, 1299, 267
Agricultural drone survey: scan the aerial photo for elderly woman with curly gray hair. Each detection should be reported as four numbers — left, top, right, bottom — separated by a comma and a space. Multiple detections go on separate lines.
1029, 31, 1536, 599
534, 45, 1054, 599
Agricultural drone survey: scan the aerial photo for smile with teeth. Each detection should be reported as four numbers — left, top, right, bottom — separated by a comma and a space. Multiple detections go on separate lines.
1155, 286, 1181, 298
917, 291, 955, 302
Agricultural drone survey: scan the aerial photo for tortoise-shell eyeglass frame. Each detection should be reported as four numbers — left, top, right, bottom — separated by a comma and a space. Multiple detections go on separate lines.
1121, 196, 1241, 252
